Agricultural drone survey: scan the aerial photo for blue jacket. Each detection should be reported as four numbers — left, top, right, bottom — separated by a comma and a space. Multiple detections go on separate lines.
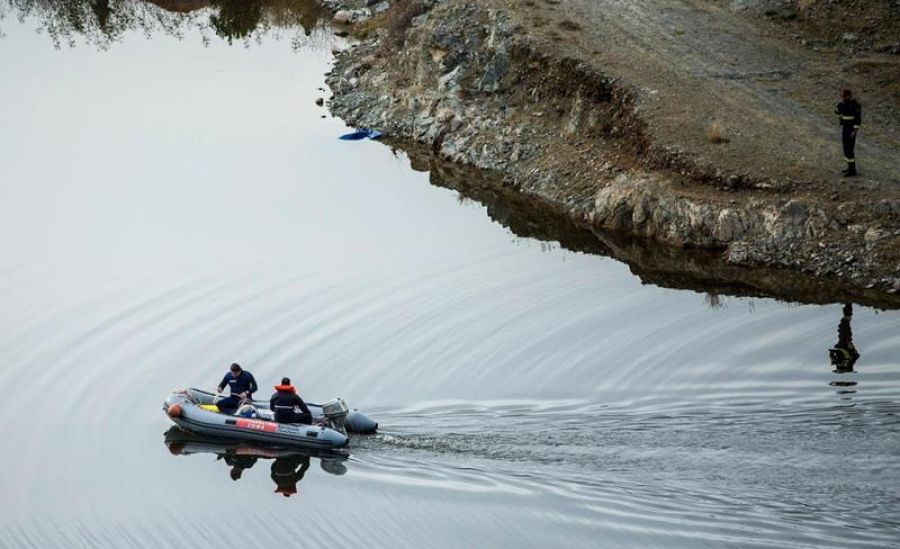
218, 370, 258, 396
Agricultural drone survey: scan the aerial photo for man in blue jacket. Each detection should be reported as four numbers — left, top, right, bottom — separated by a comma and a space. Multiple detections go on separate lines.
216, 363, 258, 413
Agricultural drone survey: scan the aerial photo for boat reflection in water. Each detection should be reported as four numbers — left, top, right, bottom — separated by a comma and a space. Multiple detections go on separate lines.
164, 426, 348, 497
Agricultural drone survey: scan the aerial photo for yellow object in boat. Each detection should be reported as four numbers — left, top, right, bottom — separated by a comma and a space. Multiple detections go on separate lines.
200, 404, 219, 412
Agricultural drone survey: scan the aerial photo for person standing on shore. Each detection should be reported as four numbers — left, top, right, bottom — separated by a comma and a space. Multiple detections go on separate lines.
835, 89, 862, 177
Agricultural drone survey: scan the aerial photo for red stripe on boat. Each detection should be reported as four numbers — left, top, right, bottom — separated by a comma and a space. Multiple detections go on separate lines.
235, 418, 278, 433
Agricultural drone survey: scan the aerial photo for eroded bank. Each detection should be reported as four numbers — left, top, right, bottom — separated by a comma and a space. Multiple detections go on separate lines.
324, 0, 900, 306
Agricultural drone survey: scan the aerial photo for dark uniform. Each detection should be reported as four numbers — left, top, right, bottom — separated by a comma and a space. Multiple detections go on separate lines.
835, 98, 862, 176
216, 369, 258, 413
270, 384, 312, 425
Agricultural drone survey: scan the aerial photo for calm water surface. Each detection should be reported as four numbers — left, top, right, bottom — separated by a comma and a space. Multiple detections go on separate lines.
1, 3, 899, 548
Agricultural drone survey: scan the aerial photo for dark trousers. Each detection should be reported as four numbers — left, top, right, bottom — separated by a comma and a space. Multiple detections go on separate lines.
275, 410, 312, 425
842, 126, 857, 173
217, 395, 243, 413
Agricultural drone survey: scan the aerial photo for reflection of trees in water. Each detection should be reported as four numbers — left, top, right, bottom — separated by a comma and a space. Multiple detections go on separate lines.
207, 0, 326, 45
0, 0, 328, 49
209, 0, 262, 43
1, 0, 179, 47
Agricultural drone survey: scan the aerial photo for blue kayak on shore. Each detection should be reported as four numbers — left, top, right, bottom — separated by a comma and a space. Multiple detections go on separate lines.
339, 128, 383, 141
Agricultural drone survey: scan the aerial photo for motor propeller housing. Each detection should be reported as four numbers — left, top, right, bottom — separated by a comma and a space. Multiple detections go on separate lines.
322, 398, 350, 434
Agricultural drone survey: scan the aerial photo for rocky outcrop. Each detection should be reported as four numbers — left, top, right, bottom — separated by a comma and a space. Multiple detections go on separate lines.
325, 0, 900, 304
403, 145, 900, 308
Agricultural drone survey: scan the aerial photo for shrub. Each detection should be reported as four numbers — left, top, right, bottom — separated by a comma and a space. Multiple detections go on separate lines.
707, 121, 730, 144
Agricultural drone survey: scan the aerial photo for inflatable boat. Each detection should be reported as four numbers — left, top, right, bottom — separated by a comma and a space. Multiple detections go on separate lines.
163, 388, 377, 451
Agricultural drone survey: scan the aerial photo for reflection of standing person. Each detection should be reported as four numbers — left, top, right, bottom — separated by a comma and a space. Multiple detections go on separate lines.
829, 303, 861, 373
835, 90, 862, 177
271, 454, 311, 497
221, 453, 258, 481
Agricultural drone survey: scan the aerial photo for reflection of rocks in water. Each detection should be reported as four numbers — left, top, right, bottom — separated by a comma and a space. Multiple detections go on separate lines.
405, 146, 613, 257
2, 0, 327, 48
402, 143, 900, 310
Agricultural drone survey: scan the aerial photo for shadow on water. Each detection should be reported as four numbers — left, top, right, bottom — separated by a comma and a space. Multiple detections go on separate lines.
402, 144, 900, 310
164, 426, 349, 497
0, 0, 328, 48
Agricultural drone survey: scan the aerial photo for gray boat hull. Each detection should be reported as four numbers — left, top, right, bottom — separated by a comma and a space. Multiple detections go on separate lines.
163, 389, 376, 450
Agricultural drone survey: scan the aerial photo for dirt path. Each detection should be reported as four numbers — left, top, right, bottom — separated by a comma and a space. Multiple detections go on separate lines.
498, 0, 900, 193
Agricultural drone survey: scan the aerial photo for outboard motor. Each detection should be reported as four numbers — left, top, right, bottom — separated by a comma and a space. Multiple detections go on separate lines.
322, 398, 350, 435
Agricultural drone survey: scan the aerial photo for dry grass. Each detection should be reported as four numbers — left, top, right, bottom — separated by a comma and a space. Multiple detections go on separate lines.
875, 236, 900, 262
558, 20, 581, 32
350, 0, 427, 49
380, 0, 428, 49
706, 121, 730, 144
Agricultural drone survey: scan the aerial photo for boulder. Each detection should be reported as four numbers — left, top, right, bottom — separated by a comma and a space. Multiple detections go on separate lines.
333, 8, 371, 25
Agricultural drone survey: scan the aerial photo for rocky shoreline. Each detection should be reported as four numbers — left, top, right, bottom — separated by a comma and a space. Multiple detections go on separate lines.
323, 0, 900, 307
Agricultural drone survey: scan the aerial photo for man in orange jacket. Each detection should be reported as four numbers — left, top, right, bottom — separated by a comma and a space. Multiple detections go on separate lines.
269, 377, 312, 424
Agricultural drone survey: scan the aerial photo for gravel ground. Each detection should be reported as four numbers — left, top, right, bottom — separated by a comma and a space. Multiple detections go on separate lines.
499, 0, 900, 194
